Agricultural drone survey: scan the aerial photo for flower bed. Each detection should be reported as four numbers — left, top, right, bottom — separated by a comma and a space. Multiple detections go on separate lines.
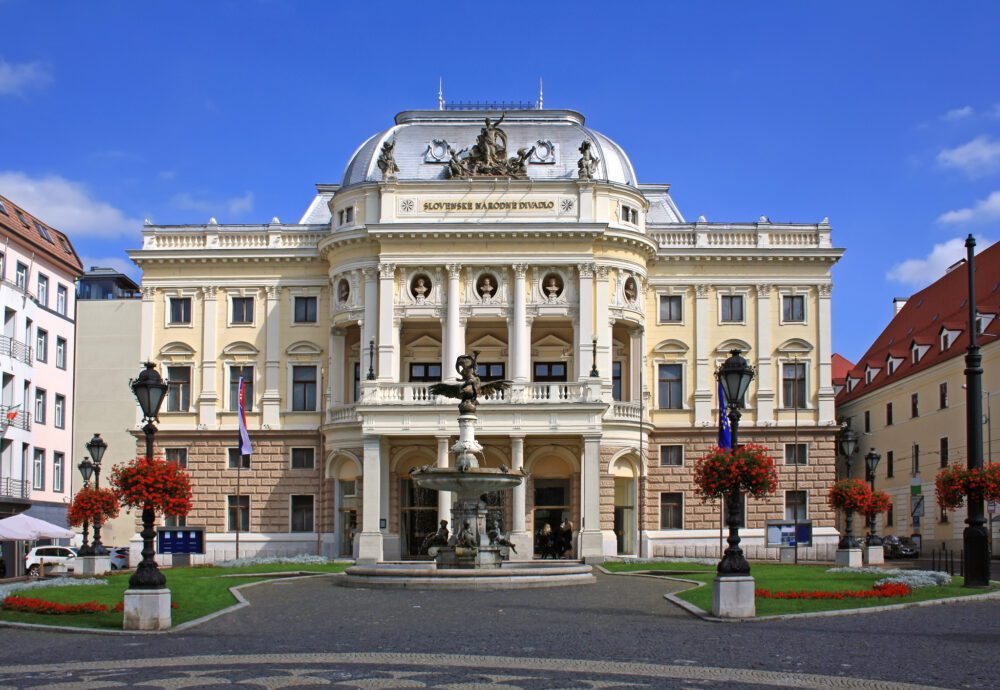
216, 554, 331, 568
755, 582, 912, 600
2, 595, 108, 615
0, 577, 108, 601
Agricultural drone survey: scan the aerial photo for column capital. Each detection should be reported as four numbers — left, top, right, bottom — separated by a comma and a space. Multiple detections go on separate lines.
362, 266, 377, 279
200, 285, 218, 299
595, 265, 610, 280
818, 283, 833, 297
446, 263, 462, 279
754, 283, 772, 298
577, 262, 596, 278
378, 263, 396, 279
265, 285, 280, 299
695, 283, 711, 298
512, 263, 529, 278
141, 285, 156, 300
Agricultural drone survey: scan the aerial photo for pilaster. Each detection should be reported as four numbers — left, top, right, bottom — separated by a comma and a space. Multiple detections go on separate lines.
377, 263, 395, 381
262, 285, 281, 427
755, 283, 775, 422
694, 283, 712, 424
436, 436, 452, 525
579, 434, 604, 563
198, 286, 218, 427
817, 283, 835, 423
357, 436, 384, 564
330, 327, 346, 408
595, 266, 612, 384
444, 263, 464, 378
576, 263, 595, 380
512, 264, 530, 382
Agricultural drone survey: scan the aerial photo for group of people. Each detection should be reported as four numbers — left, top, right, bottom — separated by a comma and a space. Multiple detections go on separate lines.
535, 520, 573, 559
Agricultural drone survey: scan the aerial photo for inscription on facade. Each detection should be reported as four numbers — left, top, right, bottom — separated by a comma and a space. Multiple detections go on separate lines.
420, 199, 557, 213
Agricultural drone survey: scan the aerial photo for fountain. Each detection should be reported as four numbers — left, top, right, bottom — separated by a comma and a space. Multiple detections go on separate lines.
342, 353, 594, 588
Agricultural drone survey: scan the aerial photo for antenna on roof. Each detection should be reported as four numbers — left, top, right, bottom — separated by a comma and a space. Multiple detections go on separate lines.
438, 77, 445, 111
538, 78, 543, 110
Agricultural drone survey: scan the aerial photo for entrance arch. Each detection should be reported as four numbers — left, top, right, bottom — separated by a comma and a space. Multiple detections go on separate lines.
610, 452, 639, 556
327, 452, 361, 558
526, 447, 578, 558
394, 449, 438, 560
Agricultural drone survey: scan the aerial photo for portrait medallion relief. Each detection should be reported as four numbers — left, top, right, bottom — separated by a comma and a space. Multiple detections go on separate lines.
476, 273, 498, 301
337, 279, 351, 304
623, 276, 638, 303
542, 273, 564, 302
410, 274, 432, 302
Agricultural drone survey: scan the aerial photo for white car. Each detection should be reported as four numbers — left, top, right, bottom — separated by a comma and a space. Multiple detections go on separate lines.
25, 546, 78, 576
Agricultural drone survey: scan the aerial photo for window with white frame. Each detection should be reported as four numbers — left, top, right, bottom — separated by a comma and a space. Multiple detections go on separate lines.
291, 447, 315, 469
36, 329, 47, 362
785, 490, 808, 521
659, 295, 682, 323
657, 363, 683, 409
56, 337, 67, 369
336, 207, 355, 227
659, 445, 683, 466
52, 452, 64, 492
15, 262, 27, 290
230, 365, 254, 411
37, 274, 48, 306
620, 204, 639, 225
54, 394, 65, 429
34, 388, 46, 424
782, 295, 805, 323
720, 294, 744, 323
293, 296, 318, 323
290, 495, 315, 532
782, 361, 807, 409
659, 492, 683, 529
32, 448, 44, 489
292, 365, 318, 411
56, 285, 68, 315
166, 366, 191, 412
231, 296, 254, 324
169, 297, 192, 324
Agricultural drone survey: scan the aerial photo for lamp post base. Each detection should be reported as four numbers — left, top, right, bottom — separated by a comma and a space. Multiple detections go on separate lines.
712, 575, 755, 618
835, 548, 863, 567
864, 545, 885, 565
78, 555, 111, 576
122, 588, 171, 630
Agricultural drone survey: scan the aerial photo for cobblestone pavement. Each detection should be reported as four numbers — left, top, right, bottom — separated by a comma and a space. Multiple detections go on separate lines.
0, 572, 997, 689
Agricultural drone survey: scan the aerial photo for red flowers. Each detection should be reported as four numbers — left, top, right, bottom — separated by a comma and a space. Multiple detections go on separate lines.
828, 479, 871, 513
693, 444, 779, 500
755, 582, 912, 600
861, 490, 892, 519
2, 596, 108, 615
66, 487, 120, 527
110, 456, 193, 516
935, 464, 1000, 510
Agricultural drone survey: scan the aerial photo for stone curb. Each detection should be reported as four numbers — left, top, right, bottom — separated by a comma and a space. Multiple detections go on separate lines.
0, 571, 338, 636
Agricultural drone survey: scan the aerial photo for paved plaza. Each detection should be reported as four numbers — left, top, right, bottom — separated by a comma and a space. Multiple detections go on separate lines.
1, 573, 998, 689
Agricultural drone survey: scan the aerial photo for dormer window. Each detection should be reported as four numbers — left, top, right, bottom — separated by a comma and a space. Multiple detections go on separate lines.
620, 204, 639, 225
911, 342, 929, 364
939, 327, 961, 351
847, 376, 860, 392
864, 366, 880, 384
976, 312, 995, 335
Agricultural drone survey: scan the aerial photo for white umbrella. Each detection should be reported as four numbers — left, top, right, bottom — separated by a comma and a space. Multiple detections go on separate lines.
0, 513, 75, 540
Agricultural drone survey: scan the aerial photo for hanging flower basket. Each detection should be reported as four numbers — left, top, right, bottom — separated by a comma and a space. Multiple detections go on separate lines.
66, 487, 120, 527
861, 489, 892, 519
935, 464, 1000, 510
693, 444, 779, 500
828, 479, 871, 513
110, 456, 193, 516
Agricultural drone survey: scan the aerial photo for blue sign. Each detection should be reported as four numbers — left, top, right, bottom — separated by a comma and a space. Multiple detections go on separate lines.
157, 527, 205, 554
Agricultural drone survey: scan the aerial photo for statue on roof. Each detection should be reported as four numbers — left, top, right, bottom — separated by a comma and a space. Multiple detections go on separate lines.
446, 115, 535, 180
577, 140, 599, 180
377, 138, 399, 180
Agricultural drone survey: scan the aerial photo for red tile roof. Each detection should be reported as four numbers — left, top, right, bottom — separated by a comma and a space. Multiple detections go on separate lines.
831, 353, 854, 384
0, 194, 83, 276
837, 238, 1000, 404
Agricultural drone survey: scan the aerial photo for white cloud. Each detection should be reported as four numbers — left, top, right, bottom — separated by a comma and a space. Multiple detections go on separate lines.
78, 255, 141, 282
170, 191, 254, 218
938, 190, 1000, 224
887, 236, 991, 287
0, 171, 141, 238
942, 106, 974, 121
0, 58, 51, 96
936, 135, 1000, 176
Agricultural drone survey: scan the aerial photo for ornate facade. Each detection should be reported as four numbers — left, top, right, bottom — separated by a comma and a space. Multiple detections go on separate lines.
129, 108, 843, 563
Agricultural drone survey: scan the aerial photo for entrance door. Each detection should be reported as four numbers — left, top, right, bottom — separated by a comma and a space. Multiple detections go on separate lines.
338, 479, 358, 557
533, 479, 571, 558
614, 477, 636, 555
400, 479, 438, 559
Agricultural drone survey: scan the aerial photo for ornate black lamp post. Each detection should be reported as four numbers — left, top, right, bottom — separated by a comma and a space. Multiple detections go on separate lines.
716, 349, 755, 576
837, 427, 859, 548
589, 336, 599, 377
366, 338, 376, 380
77, 457, 94, 556
85, 433, 109, 556
129, 362, 168, 589
864, 448, 882, 546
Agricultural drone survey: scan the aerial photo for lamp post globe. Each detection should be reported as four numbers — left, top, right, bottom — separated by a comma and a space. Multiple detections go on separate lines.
86, 433, 107, 466
76, 457, 94, 556
715, 349, 755, 577
128, 362, 168, 590
864, 448, 882, 546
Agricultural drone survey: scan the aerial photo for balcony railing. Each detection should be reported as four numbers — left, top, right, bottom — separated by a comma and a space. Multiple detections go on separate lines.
605, 401, 643, 422
0, 406, 31, 431
0, 335, 32, 365
0, 477, 30, 500
352, 381, 600, 407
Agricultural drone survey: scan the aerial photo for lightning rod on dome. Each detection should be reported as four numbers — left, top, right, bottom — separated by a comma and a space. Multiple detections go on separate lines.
438, 77, 444, 111
538, 78, 543, 110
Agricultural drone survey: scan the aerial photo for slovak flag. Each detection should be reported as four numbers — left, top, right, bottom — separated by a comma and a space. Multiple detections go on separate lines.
237, 376, 252, 457
717, 381, 732, 450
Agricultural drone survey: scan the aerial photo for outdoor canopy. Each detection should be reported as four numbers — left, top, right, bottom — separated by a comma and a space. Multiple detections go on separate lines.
0, 513, 75, 540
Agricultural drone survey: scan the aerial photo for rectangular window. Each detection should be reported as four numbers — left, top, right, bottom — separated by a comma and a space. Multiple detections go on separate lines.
165, 448, 188, 468
32, 448, 44, 489
228, 448, 251, 469
659, 445, 683, 467
721, 295, 744, 322
34, 388, 46, 424
887, 504, 894, 526
56, 285, 68, 315
56, 337, 67, 369
659, 492, 683, 530
166, 366, 191, 412
886, 450, 894, 478
164, 514, 188, 528
169, 297, 192, 324
912, 444, 920, 475
232, 296, 254, 324
533, 362, 567, 382
291, 448, 315, 469
15, 262, 27, 290
864, 410, 871, 433
612, 361, 623, 402
939, 382, 948, 409
410, 362, 443, 382
476, 362, 505, 382
54, 394, 65, 429
911, 393, 919, 418
292, 365, 318, 411
783, 362, 807, 409
940, 437, 949, 468
293, 296, 318, 323
290, 495, 315, 532
36, 329, 47, 362
785, 490, 808, 522
782, 295, 805, 322
659, 295, 682, 323
230, 366, 254, 411
885, 402, 893, 426
785, 443, 808, 465
52, 452, 64, 492
227, 495, 250, 531
37, 274, 48, 306
657, 363, 683, 409
33, 220, 54, 243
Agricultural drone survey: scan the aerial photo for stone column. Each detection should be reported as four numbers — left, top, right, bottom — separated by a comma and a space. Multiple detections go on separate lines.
329, 328, 346, 408
198, 286, 218, 427
444, 264, 464, 378
579, 434, 605, 563
262, 285, 281, 427
139, 286, 155, 362
596, 266, 612, 386
376, 263, 395, 381
755, 284, 774, 422
436, 436, 452, 525
576, 263, 595, 380
357, 436, 383, 564
512, 264, 530, 382
362, 268, 378, 379
693, 284, 712, 424
508, 434, 531, 559
817, 283, 835, 423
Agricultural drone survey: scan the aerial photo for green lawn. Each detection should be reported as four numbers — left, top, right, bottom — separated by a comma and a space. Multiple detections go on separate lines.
0, 562, 349, 629
604, 562, 997, 616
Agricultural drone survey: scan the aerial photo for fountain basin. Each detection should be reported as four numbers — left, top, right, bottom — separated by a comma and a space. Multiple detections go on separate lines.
341, 560, 595, 589
410, 467, 524, 500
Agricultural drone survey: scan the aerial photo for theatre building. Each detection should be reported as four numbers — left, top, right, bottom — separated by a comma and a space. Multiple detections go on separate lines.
129, 105, 843, 563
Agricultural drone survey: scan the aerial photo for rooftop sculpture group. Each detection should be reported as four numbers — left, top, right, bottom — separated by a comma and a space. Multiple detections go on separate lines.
446, 115, 536, 179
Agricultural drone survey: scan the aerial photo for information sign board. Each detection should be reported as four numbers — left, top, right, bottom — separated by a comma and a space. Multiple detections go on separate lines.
157, 526, 205, 555
766, 520, 813, 547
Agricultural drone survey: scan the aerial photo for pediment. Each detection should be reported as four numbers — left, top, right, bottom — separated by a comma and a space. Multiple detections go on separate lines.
222, 341, 260, 357
776, 338, 813, 354
468, 334, 507, 351
653, 339, 689, 355
404, 334, 442, 357
286, 340, 323, 356
159, 341, 195, 358
715, 339, 751, 355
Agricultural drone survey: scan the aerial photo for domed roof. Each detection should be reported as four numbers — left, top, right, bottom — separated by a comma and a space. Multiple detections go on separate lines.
341, 109, 637, 188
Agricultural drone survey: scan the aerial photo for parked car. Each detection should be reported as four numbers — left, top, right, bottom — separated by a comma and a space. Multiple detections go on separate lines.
109, 546, 130, 570
883, 535, 920, 559
25, 546, 78, 576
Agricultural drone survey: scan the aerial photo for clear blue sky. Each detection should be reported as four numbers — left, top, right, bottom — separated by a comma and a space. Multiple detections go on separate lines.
2, 1, 998, 361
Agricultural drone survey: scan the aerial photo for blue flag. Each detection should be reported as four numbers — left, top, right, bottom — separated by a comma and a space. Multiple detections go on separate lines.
717, 381, 731, 450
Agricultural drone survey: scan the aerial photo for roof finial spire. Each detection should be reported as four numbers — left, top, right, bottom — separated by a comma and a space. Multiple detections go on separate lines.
438, 77, 444, 111
538, 77, 544, 110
